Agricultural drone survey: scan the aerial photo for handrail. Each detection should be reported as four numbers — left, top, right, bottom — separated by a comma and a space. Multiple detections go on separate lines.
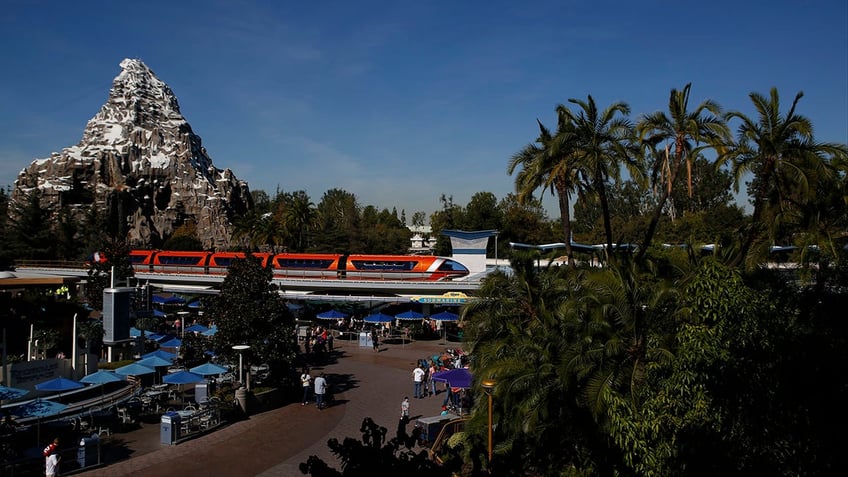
428, 416, 469, 463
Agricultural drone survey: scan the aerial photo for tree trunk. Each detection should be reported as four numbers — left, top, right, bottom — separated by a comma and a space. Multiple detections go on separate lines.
596, 176, 614, 260
555, 178, 574, 266
636, 145, 685, 262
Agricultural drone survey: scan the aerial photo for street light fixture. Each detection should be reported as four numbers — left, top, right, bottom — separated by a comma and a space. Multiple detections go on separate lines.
481, 378, 497, 473
232, 345, 250, 386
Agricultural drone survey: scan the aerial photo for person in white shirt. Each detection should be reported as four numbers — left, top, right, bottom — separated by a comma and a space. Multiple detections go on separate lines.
401, 396, 410, 423
413, 365, 425, 398
300, 368, 312, 405
314, 373, 328, 409
44, 439, 61, 477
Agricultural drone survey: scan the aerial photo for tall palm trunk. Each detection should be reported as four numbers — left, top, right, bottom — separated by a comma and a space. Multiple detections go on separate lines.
554, 175, 575, 265
636, 143, 685, 262
596, 175, 614, 257
730, 156, 775, 267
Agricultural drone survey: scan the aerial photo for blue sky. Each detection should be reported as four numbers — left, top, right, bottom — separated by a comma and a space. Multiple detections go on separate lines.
1, 0, 846, 220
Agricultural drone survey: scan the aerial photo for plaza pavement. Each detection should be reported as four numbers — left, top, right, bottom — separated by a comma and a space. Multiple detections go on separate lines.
75, 336, 457, 477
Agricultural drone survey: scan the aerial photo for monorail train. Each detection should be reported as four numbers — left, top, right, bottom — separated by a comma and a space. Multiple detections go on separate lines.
121, 250, 470, 281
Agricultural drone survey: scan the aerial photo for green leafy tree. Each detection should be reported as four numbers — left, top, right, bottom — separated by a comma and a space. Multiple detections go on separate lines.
6, 188, 56, 260
313, 188, 361, 253
282, 190, 318, 252
360, 206, 411, 254
250, 189, 272, 215
0, 187, 11, 269
207, 254, 297, 385
429, 195, 465, 256
497, 193, 557, 258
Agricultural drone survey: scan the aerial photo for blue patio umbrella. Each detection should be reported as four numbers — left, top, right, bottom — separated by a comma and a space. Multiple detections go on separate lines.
137, 356, 173, 368
11, 399, 68, 445
153, 309, 167, 318
142, 349, 176, 361
160, 337, 182, 348
129, 327, 142, 338
79, 370, 124, 385
185, 323, 209, 333
395, 310, 425, 320
152, 295, 185, 305
431, 368, 473, 389
189, 362, 228, 376
187, 300, 203, 309
11, 399, 67, 419
35, 377, 84, 393
115, 362, 156, 376
430, 311, 460, 342
148, 332, 166, 341
163, 370, 205, 385
430, 311, 459, 321
80, 370, 125, 402
363, 313, 394, 323
201, 326, 218, 337
0, 384, 29, 401
316, 309, 348, 320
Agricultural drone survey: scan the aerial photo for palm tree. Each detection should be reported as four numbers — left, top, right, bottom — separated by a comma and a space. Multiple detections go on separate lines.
508, 117, 582, 263
464, 254, 600, 474
636, 83, 729, 262
719, 88, 848, 267
559, 95, 640, 256
282, 191, 317, 252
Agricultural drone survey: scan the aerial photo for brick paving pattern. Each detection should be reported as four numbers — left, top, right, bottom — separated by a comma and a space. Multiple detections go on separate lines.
75, 337, 456, 477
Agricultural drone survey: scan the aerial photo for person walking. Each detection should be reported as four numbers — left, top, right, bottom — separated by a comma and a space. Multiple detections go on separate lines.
400, 396, 410, 425
370, 328, 379, 351
314, 373, 327, 410
428, 360, 438, 396
412, 364, 425, 398
300, 368, 312, 405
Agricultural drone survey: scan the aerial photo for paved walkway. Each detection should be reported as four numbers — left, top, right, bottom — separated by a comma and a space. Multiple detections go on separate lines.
76, 338, 456, 476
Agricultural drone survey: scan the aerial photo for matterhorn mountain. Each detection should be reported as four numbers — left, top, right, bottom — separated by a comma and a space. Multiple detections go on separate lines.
12, 58, 252, 249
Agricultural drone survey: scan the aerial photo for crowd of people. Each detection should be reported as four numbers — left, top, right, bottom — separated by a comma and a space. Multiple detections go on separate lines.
410, 349, 471, 413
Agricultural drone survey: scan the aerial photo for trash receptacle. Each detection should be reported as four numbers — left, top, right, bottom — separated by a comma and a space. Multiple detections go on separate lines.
161, 411, 181, 445
77, 433, 100, 468
235, 386, 248, 414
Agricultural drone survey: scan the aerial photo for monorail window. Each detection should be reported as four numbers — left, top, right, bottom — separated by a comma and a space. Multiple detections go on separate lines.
437, 260, 469, 272
349, 260, 417, 271
275, 259, 335, 269
130, 255, 148, 263
213, 258, 233, 267
158, 255, 204, 265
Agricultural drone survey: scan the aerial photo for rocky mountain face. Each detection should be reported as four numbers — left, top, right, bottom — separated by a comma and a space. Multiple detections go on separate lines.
12, 58, 252, 250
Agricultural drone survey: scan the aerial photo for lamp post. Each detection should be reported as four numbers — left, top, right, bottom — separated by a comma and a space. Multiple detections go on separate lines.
232, 345, 250, 386
482, 378, 496, 473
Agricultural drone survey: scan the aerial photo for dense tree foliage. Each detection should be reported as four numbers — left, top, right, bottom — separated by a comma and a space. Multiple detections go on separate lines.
0, 187, 10, 269
459, 253, 847, 476
719, 88, 848, 267
207, 254, 298, 386
5, 188, 56, 260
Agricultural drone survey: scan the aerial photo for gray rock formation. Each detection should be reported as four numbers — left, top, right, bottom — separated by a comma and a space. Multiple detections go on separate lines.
12, 58, 252, 249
